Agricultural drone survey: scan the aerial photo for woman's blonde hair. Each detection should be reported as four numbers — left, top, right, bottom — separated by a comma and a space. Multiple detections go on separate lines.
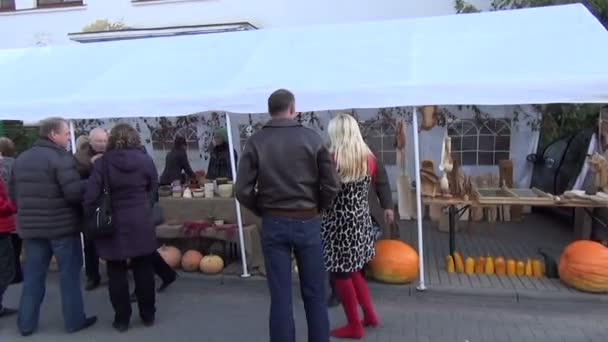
328, 113, 372, 182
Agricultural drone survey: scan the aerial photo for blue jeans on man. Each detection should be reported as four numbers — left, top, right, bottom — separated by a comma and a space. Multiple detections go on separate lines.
18, 234, 88, 335
262, 216, 329, 342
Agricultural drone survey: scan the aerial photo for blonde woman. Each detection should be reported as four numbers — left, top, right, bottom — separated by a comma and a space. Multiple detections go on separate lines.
322, 113, 380, 339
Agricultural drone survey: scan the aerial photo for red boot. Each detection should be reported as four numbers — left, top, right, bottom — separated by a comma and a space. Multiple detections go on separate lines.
331, 278, 364, 339
352, 271, 380, 328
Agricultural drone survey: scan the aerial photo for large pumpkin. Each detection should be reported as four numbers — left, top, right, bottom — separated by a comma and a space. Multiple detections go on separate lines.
158, 245, 182, 269
181, 250, 204, 272
369, 240, 419, 284
559, 240, 608, 293
199, 254, 224, 274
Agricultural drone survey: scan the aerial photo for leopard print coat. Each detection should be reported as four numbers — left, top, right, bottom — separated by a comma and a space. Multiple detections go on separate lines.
321, 176, 375, 273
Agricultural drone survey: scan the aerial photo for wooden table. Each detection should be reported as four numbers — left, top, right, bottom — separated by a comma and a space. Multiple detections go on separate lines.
423, 196, 608, 256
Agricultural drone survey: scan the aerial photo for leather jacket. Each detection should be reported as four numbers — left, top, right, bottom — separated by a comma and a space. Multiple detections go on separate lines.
235, 119, 340, 217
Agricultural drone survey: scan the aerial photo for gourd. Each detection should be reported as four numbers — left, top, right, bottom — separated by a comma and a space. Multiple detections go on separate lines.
465, 257, 475, 275
199, 254, 224, 274
495, 257, 506, 276
532, 259, 544, 278
453, 252, 465, 273
158, 245, 182, 269
559, 240, 608, 293
369, 240, 419, 284
525, 259, 533, 277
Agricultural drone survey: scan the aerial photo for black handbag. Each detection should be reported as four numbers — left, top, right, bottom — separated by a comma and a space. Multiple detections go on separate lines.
85, 157, 114, 239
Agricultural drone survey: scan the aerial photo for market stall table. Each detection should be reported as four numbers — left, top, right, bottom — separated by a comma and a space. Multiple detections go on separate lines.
156, 197, 264, 273
423, 192, 608, 256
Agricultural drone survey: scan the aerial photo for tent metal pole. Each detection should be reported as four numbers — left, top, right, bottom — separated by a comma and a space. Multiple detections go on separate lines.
69, 120, 77, 155
225, 113, 251, 278
412, 107, 426, 291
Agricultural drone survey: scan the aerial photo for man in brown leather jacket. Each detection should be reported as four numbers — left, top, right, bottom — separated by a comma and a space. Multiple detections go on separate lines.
236, 89, 340, 342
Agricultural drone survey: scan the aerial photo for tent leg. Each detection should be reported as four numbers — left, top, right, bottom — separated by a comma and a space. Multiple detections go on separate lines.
226, 113, 251, 278
69, 120, 77, 155
412, 107, 426, 291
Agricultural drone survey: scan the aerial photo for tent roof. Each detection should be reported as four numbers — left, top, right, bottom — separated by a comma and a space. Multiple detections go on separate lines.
0, 4, 607, 120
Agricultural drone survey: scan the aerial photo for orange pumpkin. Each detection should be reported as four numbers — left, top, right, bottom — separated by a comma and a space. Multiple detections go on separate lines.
369, 240, 419, 284
158, 245, 182, 269
181, 250, 204, 272
559, 240, 608, 293
200, 254, 225, 274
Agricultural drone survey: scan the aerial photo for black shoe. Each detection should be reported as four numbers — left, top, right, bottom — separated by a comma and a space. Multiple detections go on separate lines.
20, 330, 33, 337
158, 275, 177, 292
142, 318, 155, 327
327, 293, 340, 308
0, 307, 17, 318
71, 316, 97, 333
129, 291, 137, 303
85, 278, 100, 291
112, 321, 129, 333
11, 274, 23, 285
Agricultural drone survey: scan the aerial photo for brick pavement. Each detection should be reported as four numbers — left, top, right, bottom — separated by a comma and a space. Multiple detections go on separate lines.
0, 275, 606, 342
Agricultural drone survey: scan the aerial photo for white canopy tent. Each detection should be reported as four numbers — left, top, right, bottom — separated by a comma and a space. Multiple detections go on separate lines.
0, 4, 607, 288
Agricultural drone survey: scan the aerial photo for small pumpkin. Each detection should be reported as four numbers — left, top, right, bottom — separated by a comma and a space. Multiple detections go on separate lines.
158, 245, 182, 269
506, 259, 516, 277
181, 250, 204, 272
495, 257, 506, 276
516, 261, 525, 276
369, 240, 419, 284
559, 240, 608, 293
475, 257, 485, 274
525, 259, 533, 277
465, 257, 475, 275
453, 251, 465, 273
199, 254, 224, 274
446, 255, 455, 273
485, 256, 495, 275
532, 259, 544, 278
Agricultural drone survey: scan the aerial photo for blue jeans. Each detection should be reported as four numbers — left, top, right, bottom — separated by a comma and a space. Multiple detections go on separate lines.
261, 216, 329, 342
18, 235, 87, 334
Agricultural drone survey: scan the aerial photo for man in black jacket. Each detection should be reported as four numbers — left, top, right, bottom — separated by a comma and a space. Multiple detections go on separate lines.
10, 118, 97, 336
236, 89, 340, 342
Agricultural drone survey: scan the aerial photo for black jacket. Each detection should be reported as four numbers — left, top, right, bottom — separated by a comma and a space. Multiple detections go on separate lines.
207, 144, 237, 180
10, 139, 85, 239
159, 148, 195, 185
236, 119, 341, 216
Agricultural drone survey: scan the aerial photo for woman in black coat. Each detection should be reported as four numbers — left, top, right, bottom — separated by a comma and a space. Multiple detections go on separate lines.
159, 137, 195, 185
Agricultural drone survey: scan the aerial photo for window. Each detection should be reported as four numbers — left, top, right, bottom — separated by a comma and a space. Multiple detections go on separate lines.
151, 126, 199, 152
360, 117, 397, 165
37, 0, 83, 8
0, 0, 15, 11
448, 119, 511, 166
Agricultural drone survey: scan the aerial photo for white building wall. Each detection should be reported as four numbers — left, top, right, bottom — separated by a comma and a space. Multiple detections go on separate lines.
0, 0, 491, 49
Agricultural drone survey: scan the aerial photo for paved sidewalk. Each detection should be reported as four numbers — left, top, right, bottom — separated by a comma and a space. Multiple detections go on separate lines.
0, 275, 607, 342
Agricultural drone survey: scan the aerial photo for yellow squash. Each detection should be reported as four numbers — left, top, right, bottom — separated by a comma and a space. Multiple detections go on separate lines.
532, 259, 544, 277
485, 256, 495, 275
453, 252, 465, 273
506, 259, 516, 277
516, 261, 525, 276
475, 257, 485, 274
465, 257, 475, 275
525, 259, 533, 277
446, 255, 455, 273
495, 257, 506, 276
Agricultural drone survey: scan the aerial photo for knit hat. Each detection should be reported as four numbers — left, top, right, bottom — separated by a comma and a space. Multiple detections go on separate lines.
214, 128, 228, 143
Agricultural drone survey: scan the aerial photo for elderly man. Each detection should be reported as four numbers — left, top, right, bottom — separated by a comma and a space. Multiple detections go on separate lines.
76, 127, 108, 291
11, 118, 97, 336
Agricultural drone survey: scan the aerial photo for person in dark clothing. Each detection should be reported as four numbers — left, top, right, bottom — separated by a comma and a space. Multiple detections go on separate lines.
0, 178, 17, 318
236, 89, 341, 342
0, 137, 22, 285
327, 152, 394, 307
11, 117, 97, 336
84, 124, 159, 332
207, 128, 237, 180
75, 128, 108, 291
159, 136, 195, 185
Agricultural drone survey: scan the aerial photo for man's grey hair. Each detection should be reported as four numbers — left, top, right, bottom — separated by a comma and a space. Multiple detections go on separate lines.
39, 117, 68, 139
88, 127, 108, 139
